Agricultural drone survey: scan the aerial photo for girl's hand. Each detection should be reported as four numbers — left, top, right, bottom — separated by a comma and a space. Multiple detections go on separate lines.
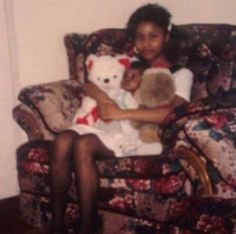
98, 100, 124, 121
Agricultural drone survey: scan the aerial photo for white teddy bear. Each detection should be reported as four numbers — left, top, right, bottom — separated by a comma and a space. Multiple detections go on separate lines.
73, 54, 138, 124
70, 54, 141, 156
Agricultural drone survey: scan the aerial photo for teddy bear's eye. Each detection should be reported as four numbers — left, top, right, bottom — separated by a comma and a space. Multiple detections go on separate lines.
113, 75, 117, 79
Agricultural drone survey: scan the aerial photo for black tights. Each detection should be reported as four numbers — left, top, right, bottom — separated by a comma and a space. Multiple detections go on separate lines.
50, 130, 115, 234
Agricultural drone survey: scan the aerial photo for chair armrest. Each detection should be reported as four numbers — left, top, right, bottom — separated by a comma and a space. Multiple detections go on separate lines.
162, 90, 236, 145
174, 146, 213, 195
13, 104, 55, 141
18, 79, 83, 133
164, 89, 236, 129
184, 109, 236, 191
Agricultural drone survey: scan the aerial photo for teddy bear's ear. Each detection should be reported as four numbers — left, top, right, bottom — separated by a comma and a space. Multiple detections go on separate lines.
118, 58, 131, 69
85, 54, 97, 71
115, 54, 131, 69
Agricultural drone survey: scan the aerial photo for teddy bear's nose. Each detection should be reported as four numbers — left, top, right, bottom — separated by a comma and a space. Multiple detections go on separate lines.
104, 78, 110, 83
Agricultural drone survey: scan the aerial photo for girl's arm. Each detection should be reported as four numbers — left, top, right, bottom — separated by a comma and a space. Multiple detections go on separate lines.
99, 95, 187, 125
82, 82, 111, 102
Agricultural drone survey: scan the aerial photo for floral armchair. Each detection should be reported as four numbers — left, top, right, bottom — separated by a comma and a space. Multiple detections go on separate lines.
13, 24, 236, 234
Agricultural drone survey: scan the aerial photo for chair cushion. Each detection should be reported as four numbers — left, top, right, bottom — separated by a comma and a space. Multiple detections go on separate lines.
17, 141, 236, 233
17, 140, 193, 222
18, 80, 82, 132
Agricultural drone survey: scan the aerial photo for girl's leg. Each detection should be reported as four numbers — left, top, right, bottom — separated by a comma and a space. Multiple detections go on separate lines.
73, 134, 115, 234
50, 130, 78, 232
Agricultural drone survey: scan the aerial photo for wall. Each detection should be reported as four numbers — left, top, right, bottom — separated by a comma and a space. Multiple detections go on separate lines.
0, 0, 19, 199
13, 0, 236, 87
2, 0, 236, 199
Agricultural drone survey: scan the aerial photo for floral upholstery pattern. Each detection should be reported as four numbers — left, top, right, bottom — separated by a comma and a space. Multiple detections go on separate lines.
13, 24, 236, 233
13, 104, 55, 140
17, 141, 236, 233
65, 24, 236, 101
162, 89, 236, 149
16, 80, 82, 134
185, 109, 236, 194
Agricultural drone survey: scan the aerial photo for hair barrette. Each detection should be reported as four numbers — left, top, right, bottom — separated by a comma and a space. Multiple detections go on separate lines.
168, 22, 172, 32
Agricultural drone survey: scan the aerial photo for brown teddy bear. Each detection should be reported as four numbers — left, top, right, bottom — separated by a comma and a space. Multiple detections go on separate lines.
133, 68, 175, 143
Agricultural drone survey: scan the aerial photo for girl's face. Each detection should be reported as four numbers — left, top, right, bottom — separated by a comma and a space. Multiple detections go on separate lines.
134, 22, 169, 63
121, 68, 143, 93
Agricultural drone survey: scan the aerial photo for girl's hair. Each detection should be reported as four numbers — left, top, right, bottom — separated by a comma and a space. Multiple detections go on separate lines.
126, 3, 172, 41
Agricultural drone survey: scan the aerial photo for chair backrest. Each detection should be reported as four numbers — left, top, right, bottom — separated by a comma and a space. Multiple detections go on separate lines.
64, 24, 236, 102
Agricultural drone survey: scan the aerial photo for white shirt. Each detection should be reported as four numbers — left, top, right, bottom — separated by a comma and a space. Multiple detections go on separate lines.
172, 68, 193, 102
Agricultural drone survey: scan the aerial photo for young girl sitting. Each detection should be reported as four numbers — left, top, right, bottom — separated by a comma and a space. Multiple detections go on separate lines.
50, 3, 193, 234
